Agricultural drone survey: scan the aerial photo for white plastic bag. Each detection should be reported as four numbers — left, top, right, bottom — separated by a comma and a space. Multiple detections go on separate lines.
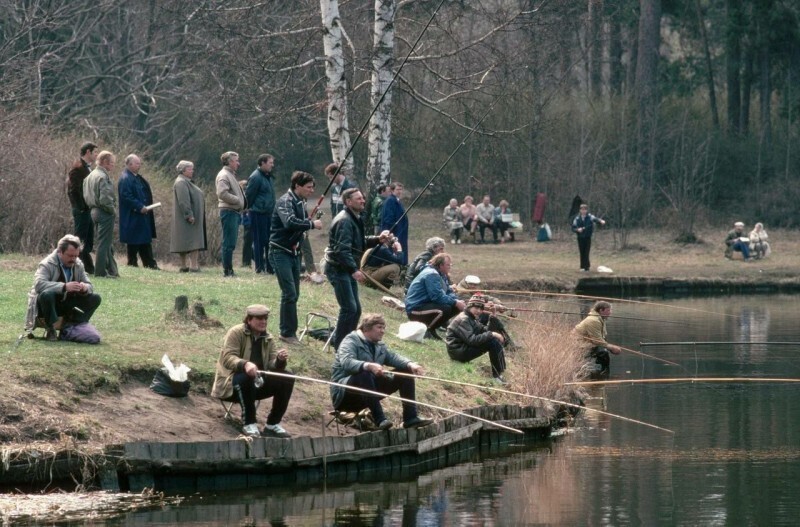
396, 321, 428, 343
161, 353, 191, 382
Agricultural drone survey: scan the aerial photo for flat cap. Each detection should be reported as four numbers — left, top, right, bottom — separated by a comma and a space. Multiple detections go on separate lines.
246, 304, 270, 316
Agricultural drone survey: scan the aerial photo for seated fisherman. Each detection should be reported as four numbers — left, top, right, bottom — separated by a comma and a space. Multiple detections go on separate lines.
446, 294, 508, 384
362, 235, 404, 289
724, 221, 752, 261
330, 313, 433, 430
405, 253, 466, 339
404, 237, 446, 293
455, 275, 515, 349
573, 301, 621, 376
211, 304, 295, 438
25, 234, 102, 341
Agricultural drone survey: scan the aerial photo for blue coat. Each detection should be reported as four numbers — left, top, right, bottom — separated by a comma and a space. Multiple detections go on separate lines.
380, 194, 408, 265
405, 266, 457, 313
118, 169, 156, 244
245, 168, 275, 214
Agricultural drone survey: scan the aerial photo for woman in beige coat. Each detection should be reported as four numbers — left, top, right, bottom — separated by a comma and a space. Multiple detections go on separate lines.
170, 160, 207, 272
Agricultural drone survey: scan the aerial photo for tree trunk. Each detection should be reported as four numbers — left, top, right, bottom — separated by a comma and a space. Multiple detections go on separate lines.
635, 0, 661, 189
320, 0, 354, 177
757, 0, 773, 178
607, 1, 623, 96
741, 43, 754, 135
695, 0, 719, 129
365, 0, 396, 195
588, 0, 603, 98
725, 0, 742, 135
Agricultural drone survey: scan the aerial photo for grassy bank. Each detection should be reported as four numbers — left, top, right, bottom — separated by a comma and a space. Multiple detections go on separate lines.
2, 208, 797, 449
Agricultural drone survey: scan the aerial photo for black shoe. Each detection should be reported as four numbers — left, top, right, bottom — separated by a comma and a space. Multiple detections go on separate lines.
179, 267, 190, 273
403, 417, 433, 429
424, 329, 442, 341
223, 269, 235, 277
377, 419, 393, 431
45, 329, 58, 342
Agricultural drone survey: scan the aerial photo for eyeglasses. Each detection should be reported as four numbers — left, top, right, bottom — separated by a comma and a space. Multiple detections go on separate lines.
251, 315, 268, 320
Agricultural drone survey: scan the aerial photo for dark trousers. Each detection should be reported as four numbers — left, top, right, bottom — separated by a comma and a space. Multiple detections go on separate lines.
72, 208, 94, 273
126, 243, 158, 268
478, 313, 514, 348
408, 302, 458, 330
577, 236, 592, 270
326, 267, 361, 350
448, 338, 506, 377
232, 371, 295, 426
269, 249, 301, 338
478, 221, 497, 242
334, 370, 418, 423
250, 211, 273, 273
220, 209, 240, 274
589, 346, 611, 376
37, 289, 102, 328
242, 223, 253, 266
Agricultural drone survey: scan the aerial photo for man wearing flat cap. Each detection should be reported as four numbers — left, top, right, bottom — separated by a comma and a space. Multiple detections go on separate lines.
724, 221, 752, 261
445, 294, 508, 384
211, 304, 295, 438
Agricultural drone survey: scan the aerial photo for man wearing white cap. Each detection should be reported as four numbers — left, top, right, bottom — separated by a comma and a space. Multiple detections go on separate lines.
724, 221, 752, 261
211, 304, 295, 438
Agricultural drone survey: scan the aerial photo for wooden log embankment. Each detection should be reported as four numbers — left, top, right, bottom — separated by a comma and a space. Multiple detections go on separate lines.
114, 404, 551, 492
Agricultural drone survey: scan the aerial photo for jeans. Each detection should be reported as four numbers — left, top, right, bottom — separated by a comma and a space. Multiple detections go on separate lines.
334, 369, 418, 423
326, 267, 361, 350
72, 208, 94, 273
732, 240, 751, 260
220, 209, 241, 273
232, 371, 295, 426
91, 208, 118, 277
447, 338, 506, 377
269, 249, 301, 338
250, 211, 273, 273
37, 289, 102, 327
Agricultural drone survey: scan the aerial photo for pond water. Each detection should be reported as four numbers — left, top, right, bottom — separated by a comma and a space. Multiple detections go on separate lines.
103, 295, 800, 526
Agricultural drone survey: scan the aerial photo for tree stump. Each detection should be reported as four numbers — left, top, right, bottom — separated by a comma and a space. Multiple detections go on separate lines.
173, 296, 189, 315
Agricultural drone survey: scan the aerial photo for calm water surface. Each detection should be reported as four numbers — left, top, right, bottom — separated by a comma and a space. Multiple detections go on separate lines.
107, 295, 800, 526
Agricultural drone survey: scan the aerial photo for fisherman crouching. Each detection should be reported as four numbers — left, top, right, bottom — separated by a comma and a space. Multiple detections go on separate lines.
573, 300, 621, 376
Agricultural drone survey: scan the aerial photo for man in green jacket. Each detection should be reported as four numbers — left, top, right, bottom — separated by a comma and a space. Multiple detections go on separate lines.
82, 150, 119, 278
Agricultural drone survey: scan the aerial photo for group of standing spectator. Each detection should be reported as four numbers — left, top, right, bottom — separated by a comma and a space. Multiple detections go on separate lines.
443, 195, 515, 245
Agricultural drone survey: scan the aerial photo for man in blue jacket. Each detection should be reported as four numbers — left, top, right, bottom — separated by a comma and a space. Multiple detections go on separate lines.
380, 182, 409, 265
118, 154, 158, 269
246, 154, 276, 274
405, 253, 466, 339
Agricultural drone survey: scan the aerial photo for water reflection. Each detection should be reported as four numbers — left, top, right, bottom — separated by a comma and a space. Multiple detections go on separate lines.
105, 296, 800, 526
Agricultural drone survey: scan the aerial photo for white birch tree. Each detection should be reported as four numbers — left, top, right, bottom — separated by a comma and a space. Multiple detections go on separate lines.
365, 0, 396, 190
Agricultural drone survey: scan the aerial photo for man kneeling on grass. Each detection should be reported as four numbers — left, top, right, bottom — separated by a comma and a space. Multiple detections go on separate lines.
211, 304, 295, 438
445, 294, 508, 385
330, 313, 433, 430
25, 234, 102, 342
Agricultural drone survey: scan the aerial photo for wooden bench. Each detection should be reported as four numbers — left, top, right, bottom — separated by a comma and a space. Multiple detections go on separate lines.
505, 213, 524, 241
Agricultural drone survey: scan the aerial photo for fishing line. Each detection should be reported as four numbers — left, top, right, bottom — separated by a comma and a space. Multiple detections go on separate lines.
565, 377, 800, 386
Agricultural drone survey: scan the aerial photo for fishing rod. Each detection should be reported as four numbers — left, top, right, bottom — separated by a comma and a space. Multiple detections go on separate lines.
507, 306, 688, 325
390, 371, 674, 434
260, 370, 523, 434
566, 377, 800, 387
387, 89, 507, 234
309, 0, 448, 218
475, 288, 740, 319
640, 341, 800, 347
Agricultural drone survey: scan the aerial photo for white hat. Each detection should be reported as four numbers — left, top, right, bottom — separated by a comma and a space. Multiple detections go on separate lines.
464, 275, 481, 285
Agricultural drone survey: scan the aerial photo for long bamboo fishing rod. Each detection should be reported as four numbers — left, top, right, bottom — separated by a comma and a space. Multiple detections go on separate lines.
260, 370, 523, 434
475, 288, 740, 319
389, 371, 674, 434
640, 341, 800, 347
508, 306, 687, 325
566, 377, 800, 387
310, 0, 448, 218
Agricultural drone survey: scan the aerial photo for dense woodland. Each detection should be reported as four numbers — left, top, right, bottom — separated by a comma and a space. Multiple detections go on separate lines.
1, 0, 799, 254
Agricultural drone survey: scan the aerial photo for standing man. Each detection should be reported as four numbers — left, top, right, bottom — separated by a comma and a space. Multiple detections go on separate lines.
571, 203, 605, 272
216, 151, 246, 277
118, 154, 158, 270
25, 235, 102, 341
330, 314, 433, 430
83, 150, 119, 278
475, 195, 497, 244
325, 162, 354, 217
246, 154, 276, 274
380, 182, 409, 264
269, 171, 323, 344
67, 142, 97, 274
404, 253, 466, 339
211, 304, 295, 438
324, 188, 389, 350
368, 184, 391, 234
446, 294, 507, 384
573, 301, 621, 376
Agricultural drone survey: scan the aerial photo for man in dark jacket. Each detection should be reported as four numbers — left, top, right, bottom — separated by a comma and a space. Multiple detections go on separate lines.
446, 294, 507, 384
403, 237, 446, 293
571, 203, 605, 272
330, 313, 432, 430
380, 182, 409, 264
325, 162, 355, 217
269, 171, 322, 344
324, 188, 390, 350
362, 236, 404, 289
67, 142, 97, 274
118, 154, 158, 269
246, 154, 276, 274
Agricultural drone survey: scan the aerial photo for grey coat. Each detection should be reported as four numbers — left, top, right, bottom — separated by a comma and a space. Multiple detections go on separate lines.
329, 330, 412, 408
170, 175, 207, 253
25, 250, 94, 331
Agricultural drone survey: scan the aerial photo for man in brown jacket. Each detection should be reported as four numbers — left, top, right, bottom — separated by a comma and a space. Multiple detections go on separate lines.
215, 151, 246, 277
573, 301, 621, 375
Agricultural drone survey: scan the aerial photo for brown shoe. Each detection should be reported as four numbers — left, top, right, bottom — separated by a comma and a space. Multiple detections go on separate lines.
51, 317, 64, 331
279, 335, 301, 345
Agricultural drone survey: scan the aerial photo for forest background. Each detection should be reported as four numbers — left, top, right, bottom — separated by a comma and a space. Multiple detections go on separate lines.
1, 0, 798, 257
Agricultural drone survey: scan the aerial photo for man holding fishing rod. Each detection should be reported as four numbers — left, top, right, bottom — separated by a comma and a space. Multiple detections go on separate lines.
573, 301, 621, 376
330, 314, 433, 430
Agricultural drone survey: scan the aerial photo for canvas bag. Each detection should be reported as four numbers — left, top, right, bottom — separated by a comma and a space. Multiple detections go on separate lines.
59, 322, 101, 344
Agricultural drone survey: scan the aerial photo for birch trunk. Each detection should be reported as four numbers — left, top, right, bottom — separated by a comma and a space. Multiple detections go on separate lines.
320, 0, 353, 177
366, 0, 396, 192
